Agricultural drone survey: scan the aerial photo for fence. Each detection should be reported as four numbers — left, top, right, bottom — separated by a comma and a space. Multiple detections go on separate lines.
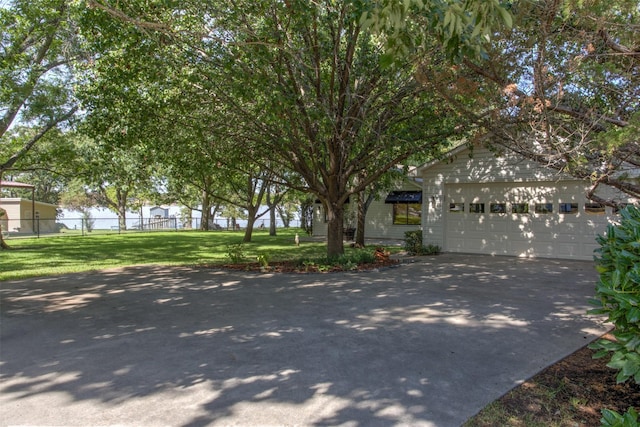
1, 216, 302, 239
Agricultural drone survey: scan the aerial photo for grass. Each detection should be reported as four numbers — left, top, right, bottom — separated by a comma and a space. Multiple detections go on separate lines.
0, 228, 396, 281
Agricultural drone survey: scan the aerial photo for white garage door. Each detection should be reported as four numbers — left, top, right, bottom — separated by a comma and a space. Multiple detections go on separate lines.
443, 182, 610, 260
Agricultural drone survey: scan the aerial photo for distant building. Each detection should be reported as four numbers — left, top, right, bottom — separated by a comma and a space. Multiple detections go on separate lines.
0, 198, 58, 234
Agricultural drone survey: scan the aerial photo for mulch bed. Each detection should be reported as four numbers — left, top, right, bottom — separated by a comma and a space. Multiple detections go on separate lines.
217, 258, 400, 273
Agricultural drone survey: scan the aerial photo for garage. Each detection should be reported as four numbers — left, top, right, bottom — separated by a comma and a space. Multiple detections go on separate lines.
419, 145, 635, 261
443, 181, 608, 259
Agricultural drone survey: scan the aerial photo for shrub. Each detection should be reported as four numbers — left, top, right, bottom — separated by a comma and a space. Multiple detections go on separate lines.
81, 209, 95, 232
403, 230, 441, 255
600, 407, 638, 427
327, 249, 376, 270
256, 253, 269, 270
226, 243, 245, 263
590, 204, 640, 424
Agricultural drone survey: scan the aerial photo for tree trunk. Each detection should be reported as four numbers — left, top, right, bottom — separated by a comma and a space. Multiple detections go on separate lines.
355, 191, 366, 247
300, 199, 313, 234
200, 189, 211, 231
326, 202, 345, 258
0, 176, 7, 249
355, 191, 375, 247
243, 215, 256, 243
269, 203, 277, 236
0, 220, 9, 250
115, 189, 127, 230
118, 205, 127, 230
277, 205, 291, 228
265, 186, 279, 236
0, 234, 8, 249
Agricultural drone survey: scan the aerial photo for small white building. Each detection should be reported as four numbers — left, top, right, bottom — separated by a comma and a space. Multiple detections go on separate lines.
418, 144, 637, 260
312, 144, 638, 260
0, 198, 59, 234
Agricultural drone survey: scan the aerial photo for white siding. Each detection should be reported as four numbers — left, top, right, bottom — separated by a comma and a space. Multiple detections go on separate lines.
311, 203, 327, 237
419, 145, 635, 260
312, 181, 422, 240
0, 198, 58, 234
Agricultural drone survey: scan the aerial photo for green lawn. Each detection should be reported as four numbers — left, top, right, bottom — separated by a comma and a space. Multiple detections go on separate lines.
0, 229, 386, 281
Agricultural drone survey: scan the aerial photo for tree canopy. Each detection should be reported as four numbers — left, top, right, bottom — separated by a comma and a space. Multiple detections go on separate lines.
78, 0, 506, 256
411, 0, 639, 205
0, 0, 80, 176
3, 0, 636, 257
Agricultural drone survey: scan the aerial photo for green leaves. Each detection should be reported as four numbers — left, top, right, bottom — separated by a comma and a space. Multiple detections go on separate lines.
600, 407, 639, 427
590, 205, 640, 387
360, 0, 513, 61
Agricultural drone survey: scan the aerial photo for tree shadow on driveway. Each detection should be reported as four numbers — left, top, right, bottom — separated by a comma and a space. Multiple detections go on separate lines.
0, 254, 610, 426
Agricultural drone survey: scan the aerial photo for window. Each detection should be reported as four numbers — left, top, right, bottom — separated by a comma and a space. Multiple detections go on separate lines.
393, 203, 421, 225
385, 191, 422, 225
534, 203, 553, 214
585, 203, 605, 215
490, 203, 506, 214
559, 203, 578, 214
449, 203, 464, 213
469, 203, 485, 213
512, 203, 529, 214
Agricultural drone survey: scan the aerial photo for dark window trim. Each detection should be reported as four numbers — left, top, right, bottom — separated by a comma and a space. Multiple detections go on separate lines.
385, 191, 422, 204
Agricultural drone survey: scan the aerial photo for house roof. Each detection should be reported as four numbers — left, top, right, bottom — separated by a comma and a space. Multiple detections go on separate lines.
416, 144, 471, 174
0, 180, 35, 189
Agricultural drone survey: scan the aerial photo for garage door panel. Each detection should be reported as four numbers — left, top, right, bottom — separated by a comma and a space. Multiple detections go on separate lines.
444, 182, 605, 260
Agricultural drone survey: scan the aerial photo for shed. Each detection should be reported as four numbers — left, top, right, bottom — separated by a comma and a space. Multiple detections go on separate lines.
0, 198, 59, 234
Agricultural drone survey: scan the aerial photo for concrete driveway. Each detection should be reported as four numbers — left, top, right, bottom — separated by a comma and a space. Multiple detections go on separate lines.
0, 254, 610, 427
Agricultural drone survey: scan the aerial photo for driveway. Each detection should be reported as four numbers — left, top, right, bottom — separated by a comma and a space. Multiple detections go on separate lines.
0, 254, 610, 426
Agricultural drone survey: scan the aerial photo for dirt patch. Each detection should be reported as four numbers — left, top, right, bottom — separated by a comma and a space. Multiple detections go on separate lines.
466, 333, 640, 426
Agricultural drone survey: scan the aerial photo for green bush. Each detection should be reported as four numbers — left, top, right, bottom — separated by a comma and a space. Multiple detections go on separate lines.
403, 230, 440, 255
297, 249, 377, 272
590, 204, 640, 425
328, 249, 376, 270
600, 407, 639, 427
256, 253, 269, 269
226, 243, 245, 263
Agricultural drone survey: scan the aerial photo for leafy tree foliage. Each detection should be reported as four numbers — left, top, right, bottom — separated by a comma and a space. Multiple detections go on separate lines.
0, 0, 80, 178
414, 0, 639, 205
81, 0, 505, 257
2, 127, 77, 204
360, 0, 512, 60
201, 1, 473, 256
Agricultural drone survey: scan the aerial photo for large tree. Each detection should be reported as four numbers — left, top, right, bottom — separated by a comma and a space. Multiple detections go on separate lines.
0, 0, 83, 248
409, 0, 639, 205
81, 0, 510, 258
205, 1, 485, 257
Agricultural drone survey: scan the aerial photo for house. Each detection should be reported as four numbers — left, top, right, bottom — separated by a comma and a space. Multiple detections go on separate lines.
312, 178, 423, 240
146, 206, 177, 230
0, 198, 59, 234
150, 206, 169, 219
312, 144, 638, 260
